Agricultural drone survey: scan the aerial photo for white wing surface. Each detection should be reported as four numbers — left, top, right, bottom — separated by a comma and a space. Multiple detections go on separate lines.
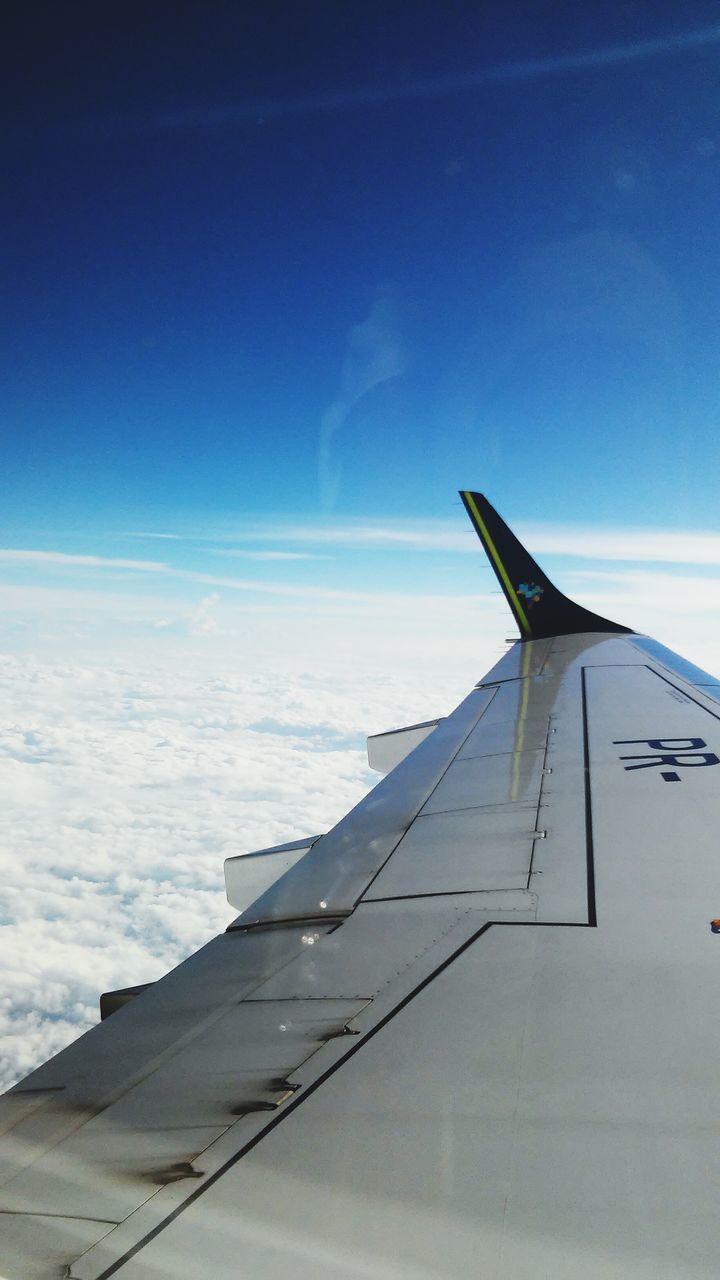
2, 493, 719, 1279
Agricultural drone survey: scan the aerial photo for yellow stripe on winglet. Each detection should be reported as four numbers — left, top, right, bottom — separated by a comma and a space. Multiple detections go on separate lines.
462, 491, 532, 638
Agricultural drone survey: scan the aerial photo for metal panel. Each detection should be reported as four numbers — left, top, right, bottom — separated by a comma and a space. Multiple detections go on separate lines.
364, 633, 605, 917
457, 714, 548, 759
631, 635, 720, 704
1, 1212, 116, 1280
585, 662, 720, 765
475, 637, 553, 684
421, 748, 545, 814
254, 897, 498, 1001
631, 635, 720, 686
94, 928, 533, 1280
69, 894, 538, 1280
96, 886, 720, 1280
530, 704, 590, 923
0, 925, 336, 1202
3, 997, 368, 1226
363, 807, 535, 898
367, 719, 440, 774
238, 685, 498, 926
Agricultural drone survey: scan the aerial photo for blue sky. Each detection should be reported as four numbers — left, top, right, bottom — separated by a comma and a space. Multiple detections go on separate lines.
4, 3, 720, 622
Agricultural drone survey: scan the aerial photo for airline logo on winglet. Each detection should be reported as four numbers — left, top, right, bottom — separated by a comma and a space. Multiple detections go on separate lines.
517, 582, 544, 608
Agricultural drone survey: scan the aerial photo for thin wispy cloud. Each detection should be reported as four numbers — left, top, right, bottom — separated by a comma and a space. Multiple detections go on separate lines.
170, 568, 481, 609
0, 548, 479, 606
524, 526, 720, 566
209, 549, 331, 562
125, 531, 181, 540
568, 568, 720, 597
318, 296, 406, 510
0, 542, 438, 604
6, 521, 720, 587
43, 22, 720, 140
202, 521, 720, 565
0, 550, 166, 571
254, 524, 471, 551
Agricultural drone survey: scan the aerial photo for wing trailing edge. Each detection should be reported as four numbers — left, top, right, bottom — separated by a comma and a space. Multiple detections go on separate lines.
460, 490, 633, 641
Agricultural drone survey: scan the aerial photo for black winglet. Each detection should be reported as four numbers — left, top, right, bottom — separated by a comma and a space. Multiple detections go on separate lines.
460, 491, 633, 641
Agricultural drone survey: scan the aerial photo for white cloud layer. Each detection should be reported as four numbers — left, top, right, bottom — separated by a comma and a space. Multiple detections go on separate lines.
0, 647, 467, 1090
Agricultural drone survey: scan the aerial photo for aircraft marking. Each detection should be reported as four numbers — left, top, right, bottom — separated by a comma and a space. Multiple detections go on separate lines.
460, 491, 532, 637
613, 737, 720, 782
517, 581, 544, 607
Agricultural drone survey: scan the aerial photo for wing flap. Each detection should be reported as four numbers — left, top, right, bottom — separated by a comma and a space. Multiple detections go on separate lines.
224, 837, 323, 913
367, 719, 441, 773
363, 807, 537, 897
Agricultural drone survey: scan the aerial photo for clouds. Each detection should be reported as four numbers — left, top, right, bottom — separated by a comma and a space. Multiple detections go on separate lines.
0, 648, 467, 1091
522, 526, 720, 567
5, 511, 720, 682
8, 516, 720, 631
319, 297, 407, 510
210, 550, 331, 562
189, 592, 221, 635
221, 520, 720, 565
187, 520, 720, 569
0, 550, 165, 570
41, 20, 720, 141
155, 591, 222, 636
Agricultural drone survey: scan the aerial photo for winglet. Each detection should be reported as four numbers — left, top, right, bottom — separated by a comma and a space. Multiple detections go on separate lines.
460, 491, 633, 640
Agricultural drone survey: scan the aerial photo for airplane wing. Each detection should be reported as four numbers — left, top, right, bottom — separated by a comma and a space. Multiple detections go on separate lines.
2, 492, 720, 1279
